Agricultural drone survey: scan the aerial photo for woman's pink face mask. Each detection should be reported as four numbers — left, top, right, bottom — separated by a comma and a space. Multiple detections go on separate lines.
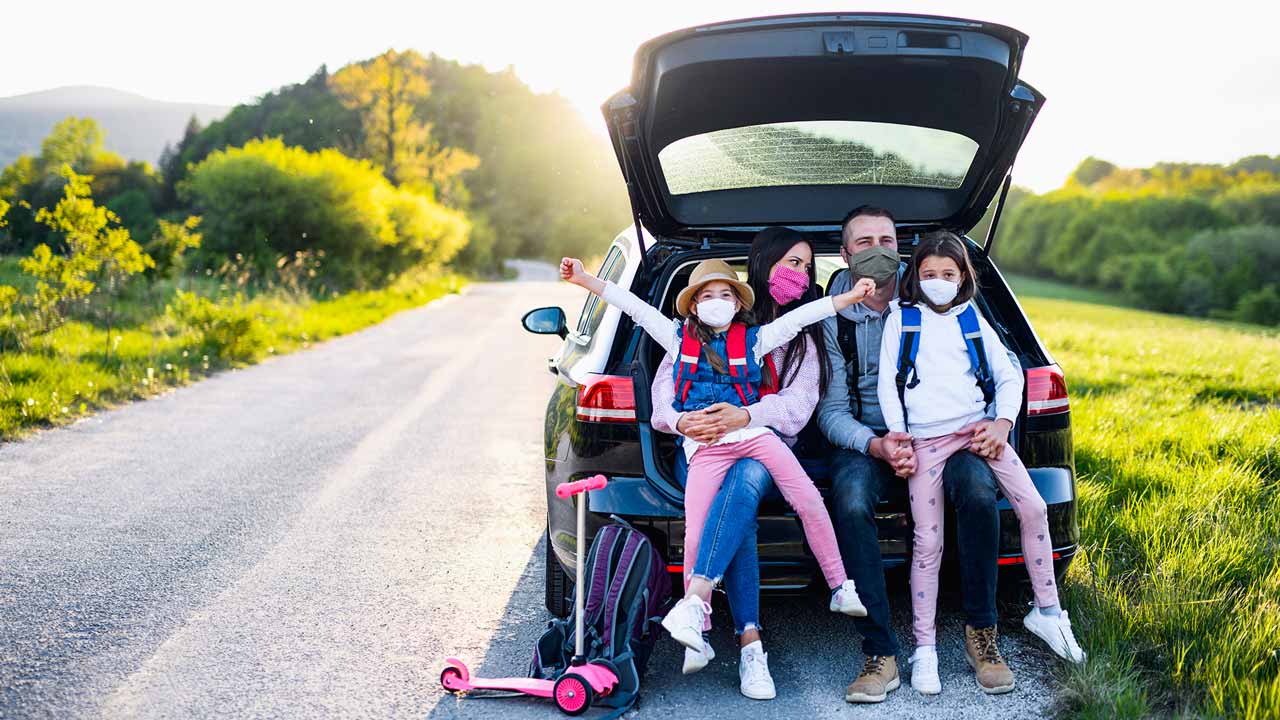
768, 265, 809, 305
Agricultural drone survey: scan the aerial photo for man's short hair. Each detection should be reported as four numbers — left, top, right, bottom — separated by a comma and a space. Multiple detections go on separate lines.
839, 204, 901, 229
841, 205, 897, 246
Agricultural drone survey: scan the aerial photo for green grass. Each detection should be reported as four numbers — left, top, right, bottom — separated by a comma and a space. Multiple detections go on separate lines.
1011, 285, 1280, 718
1005, 272, 1131, 308
0, 265, 467, 440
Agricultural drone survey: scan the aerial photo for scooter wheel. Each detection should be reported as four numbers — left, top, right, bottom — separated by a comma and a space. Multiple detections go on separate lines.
588, 660, 619, 695
440, 666, 465, 692
553, 673, 593, 715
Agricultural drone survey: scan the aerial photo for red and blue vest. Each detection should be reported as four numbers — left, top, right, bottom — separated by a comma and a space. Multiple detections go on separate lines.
672, 321, 778, 412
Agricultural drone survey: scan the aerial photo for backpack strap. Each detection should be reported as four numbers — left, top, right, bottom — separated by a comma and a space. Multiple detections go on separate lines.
724, 323, 753, 406
835, 314, 862, 420
584, 525, 621, 629
600, 532, 645, 652
957, 305, 996, 407
895, 306, 922, 431
674, 322, 702, 404
759, 353, 778, 397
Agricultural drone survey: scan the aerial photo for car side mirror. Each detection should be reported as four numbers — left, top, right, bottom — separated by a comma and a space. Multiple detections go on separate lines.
522, 306, 567, 339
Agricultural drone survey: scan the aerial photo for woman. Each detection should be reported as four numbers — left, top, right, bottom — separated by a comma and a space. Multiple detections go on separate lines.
650, 226, 831, 700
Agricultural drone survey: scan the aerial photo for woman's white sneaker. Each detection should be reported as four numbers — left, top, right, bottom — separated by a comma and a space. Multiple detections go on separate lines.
739, 641, 776, 700
909, 646, 942, 695
661, 595, 712, 652
682, 636, 716, 674
1023, 608, 1087, 663
830, 579, 868, 617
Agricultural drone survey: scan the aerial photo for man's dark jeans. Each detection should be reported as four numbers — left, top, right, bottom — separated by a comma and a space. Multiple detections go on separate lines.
829, 447, 1000, 657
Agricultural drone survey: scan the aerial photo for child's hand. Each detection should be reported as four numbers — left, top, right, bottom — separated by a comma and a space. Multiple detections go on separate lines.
968, 419, 1012, 460
560, 257, 585, 284
832, 277, 878, 311
559, 257, 606, 296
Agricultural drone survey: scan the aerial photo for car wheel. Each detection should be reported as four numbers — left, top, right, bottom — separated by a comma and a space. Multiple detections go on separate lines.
545, 530, 573, 618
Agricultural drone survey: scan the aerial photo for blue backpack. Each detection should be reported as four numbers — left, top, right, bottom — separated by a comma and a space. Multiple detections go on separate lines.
894, 304, 996, 429
530, 519, 671, 718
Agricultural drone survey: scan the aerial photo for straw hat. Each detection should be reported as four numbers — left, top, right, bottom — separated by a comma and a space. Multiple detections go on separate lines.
675, 259, 755, 317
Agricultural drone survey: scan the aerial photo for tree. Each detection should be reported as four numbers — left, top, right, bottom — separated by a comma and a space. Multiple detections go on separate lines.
1069, 156, 1117, 186
330, 49, 477, 192
37, 118, 106, 176
22, 166, 154, 348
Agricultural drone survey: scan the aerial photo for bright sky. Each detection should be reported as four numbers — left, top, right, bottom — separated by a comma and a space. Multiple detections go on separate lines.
3, 0, 1277, 192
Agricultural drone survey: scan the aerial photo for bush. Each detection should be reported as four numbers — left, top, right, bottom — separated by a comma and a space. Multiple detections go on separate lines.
166, 290, 270, 362
1233, 285, 1280, 325
179, 138, 469, 288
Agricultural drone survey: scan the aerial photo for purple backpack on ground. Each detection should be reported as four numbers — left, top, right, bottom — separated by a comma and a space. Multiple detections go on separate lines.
530, 518, 671, 717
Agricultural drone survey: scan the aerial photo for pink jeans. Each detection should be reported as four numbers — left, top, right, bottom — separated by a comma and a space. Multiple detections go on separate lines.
683, 433, 847, 591
908, 428, 1059, 645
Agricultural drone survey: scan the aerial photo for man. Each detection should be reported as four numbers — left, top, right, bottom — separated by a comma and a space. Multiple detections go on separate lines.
818, 206, 1014, 701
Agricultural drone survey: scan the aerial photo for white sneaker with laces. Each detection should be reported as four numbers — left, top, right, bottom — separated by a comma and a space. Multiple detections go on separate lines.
829, 579, 868, 617
909, 646, 942, 695
1023, 608, 1087, 663
739, 641, 776, 700
661, 595, 712, 652
682, 636, 715, 674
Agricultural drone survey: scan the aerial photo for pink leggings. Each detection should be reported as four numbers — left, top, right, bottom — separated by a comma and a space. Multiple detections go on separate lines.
683, 433, 847, 591
908, 428, 1059, 645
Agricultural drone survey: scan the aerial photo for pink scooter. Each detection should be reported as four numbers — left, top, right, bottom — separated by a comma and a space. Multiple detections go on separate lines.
441, 474, 618, 716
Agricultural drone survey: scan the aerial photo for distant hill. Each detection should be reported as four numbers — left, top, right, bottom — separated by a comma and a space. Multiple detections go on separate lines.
0, 86, 228, 168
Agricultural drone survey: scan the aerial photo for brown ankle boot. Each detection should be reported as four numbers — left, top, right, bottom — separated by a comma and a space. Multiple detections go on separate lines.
965, 624, 1015, 694
845, 654, 900, 703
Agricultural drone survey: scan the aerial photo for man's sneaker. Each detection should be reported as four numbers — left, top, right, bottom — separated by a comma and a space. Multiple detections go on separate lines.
829, 579, 868, 617
845, 655, 900, 703
1023, 608, 1087, 663
661, 595, 712, 652
682, 636, 715, 675
909, 646, 941, 695
964, 625, 1015, 694
739, 641, 776, 700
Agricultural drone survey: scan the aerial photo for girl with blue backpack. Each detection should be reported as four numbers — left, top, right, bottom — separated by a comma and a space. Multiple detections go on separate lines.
559, 254, 874, 664
876, 231, 1086, 696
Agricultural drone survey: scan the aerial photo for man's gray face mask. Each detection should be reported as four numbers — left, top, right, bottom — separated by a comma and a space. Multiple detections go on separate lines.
849, 245, 899, 287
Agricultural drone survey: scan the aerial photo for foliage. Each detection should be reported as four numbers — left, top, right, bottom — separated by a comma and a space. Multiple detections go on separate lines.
146, 215, 202, 279
19, 166, 153, 336
179, 137, 468, 288
994, 155, 1280, 325
999, 285, 1280, 720
165, 290, 268, 362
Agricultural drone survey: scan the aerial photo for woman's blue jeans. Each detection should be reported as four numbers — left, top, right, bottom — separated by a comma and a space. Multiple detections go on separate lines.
674, 449, 778, 634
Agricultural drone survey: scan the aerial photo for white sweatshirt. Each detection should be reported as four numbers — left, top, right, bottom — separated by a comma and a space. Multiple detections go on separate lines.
876, 300, 1023, 439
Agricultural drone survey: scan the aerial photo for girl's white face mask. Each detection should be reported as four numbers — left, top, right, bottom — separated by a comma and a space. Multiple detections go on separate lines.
695, 298, 737, 327
921, 278, 959, 307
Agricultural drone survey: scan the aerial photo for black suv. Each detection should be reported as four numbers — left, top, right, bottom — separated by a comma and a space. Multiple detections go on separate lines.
523, 13, 1076, 617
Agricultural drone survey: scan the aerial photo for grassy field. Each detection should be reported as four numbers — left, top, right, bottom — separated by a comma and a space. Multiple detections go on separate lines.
1009, 275, 1280, 719
1, 257, 466, 440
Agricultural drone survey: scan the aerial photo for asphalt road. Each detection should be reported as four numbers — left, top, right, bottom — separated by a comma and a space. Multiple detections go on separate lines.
0, 273, 1059, 719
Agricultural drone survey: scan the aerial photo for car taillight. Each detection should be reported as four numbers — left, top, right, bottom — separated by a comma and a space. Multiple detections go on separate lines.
1026, 364, 1069, 416
575, 374, 637, 423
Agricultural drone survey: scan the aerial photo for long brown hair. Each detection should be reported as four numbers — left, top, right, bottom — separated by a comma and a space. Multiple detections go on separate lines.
900, 230, 979, 310
745, 227, 831, 395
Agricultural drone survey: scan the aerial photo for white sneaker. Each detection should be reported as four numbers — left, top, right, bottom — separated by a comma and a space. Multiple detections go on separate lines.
682, 636, 715, 674
739, 641, 776, 700
909, 646, 942, 695
1023, 608, 1087, 664
661, 595, 712, 652
829, 579, 868, 617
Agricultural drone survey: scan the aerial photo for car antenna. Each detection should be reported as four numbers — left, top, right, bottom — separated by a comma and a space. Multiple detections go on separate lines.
700, 236, 711, 250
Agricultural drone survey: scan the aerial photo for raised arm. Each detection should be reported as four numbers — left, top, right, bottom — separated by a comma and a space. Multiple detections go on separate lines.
753, 276, 876, 359
561, 257, 680, 356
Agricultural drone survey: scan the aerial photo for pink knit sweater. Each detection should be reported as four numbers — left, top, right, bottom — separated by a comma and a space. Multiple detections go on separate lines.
650, 335, 822, 444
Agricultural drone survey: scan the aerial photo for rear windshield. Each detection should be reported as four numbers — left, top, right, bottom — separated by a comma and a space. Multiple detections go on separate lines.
657, 121, 978, 196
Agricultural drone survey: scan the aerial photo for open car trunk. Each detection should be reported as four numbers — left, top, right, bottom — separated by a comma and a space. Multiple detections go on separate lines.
604, 13, 1044, 239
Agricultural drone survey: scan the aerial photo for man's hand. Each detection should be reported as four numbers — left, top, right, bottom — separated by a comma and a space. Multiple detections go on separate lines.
968, 419, 1012, 460
869, 430, 916, 477
676, 403, 750, 444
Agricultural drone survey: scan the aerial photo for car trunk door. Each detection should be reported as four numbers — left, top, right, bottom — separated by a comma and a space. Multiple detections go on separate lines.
603, 13, 1044, 239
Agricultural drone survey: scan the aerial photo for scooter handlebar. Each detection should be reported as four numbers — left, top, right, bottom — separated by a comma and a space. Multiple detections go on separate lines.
556, 474, 608, 499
